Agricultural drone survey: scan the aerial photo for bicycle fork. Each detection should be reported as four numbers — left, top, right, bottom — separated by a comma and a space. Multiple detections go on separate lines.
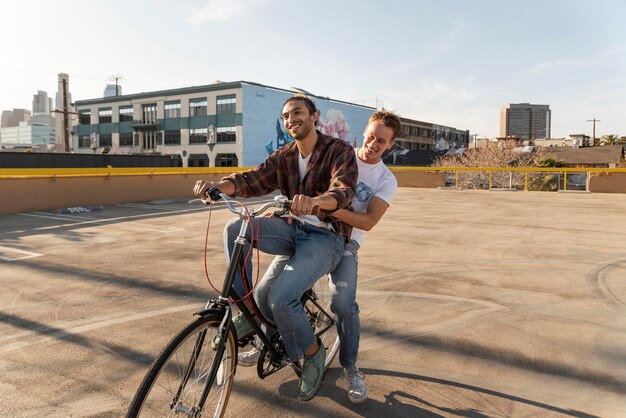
171, 307, 233, 416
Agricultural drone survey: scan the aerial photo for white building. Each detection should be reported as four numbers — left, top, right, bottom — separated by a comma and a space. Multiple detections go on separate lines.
73, 81, 375, 167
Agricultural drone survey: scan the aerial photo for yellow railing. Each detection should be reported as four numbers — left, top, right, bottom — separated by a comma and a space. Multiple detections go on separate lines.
1, 165, 625, 192
0, 166, 250, 179
389, 166, 626, 192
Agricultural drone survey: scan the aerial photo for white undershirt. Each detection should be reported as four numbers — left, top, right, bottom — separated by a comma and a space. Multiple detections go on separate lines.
297, 152, 332, 230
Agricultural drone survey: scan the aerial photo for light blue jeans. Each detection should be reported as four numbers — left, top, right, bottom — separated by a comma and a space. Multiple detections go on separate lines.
224, 216, 344, 361
255, 240, 361, 369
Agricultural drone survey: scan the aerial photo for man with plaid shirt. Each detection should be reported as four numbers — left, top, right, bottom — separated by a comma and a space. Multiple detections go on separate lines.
193, 95, 357, 401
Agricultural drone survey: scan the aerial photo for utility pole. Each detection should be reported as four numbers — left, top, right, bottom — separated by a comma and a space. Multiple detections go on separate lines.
52, 78, 78, 152
110, 73, 123, 96
586, 118, 601, 146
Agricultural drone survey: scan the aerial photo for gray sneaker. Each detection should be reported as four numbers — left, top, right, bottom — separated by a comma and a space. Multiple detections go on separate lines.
211, 312, 255, 350
237, 347, 260, 367
344, 366, 367, 404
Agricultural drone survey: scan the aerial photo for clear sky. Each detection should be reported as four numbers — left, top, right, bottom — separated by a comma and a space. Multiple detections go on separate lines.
1, 0, 624, 138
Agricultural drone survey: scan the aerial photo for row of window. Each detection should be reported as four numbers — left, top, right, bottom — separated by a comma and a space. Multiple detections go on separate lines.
188, 153, 238, 167
401, 125, 466, 141
79, 95, 237, 125
78, 128, 236, 148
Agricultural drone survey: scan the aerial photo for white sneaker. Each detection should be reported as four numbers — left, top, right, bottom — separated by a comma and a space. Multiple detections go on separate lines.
238, 348, 260, 367
344, 366, 368, 404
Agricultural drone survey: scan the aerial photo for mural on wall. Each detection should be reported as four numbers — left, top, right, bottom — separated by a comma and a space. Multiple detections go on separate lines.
242, 83, 373, 166
265, 108, 360, 155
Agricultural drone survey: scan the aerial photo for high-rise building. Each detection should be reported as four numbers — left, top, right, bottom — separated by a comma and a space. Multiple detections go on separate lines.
31, 90, 55, 128
1, 109, 31, 128
499, 103, 551, 140
33, 90, 52, 115
104, 84, 122, 97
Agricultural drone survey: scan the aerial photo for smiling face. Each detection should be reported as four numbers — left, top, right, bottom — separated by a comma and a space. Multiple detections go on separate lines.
358, 120, 395, 164
281, 99, 319, 140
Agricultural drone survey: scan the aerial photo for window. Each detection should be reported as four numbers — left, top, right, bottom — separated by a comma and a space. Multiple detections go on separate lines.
188, 153, 210, 167
79, 110, 91, 125
99, 133, 112, 147
189, 98, 207, 116
403, 125, 410, 135
411, 126, 419, 136
216, 96, 236, 114
164, 130, 181, 145
79, 135, 90, 148
142, 103, 157, 124
165, 101, 181, 119
216, 127, 236, 143
215, 153, 238, 167
99, 108, 112, 123
189, 128, 208, 144
119, 133, 133, 146
421, 129, 429, 137
119, 106, 133, 122
169, 154, 183, 167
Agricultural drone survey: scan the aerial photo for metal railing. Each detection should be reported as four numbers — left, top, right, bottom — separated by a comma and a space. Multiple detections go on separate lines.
390, 166, 626, 192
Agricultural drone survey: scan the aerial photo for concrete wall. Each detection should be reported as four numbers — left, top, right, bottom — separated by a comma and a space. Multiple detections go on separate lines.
589, 172, 626, 193
2, 170, 626, 215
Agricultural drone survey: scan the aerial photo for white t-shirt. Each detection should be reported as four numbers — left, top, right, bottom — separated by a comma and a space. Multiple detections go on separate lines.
298, 152, 332, 230
349, 148, 397, 246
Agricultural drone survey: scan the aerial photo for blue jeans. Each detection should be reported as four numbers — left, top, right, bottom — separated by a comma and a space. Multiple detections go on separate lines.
224, 217, 344, 361
255, 240, 361, 368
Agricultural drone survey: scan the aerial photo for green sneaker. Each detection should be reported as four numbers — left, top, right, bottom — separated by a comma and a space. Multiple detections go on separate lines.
211, 312, 255, 350
298, 340, 326, 401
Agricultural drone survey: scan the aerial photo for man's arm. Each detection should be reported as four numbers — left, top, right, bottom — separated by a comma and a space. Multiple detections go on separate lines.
317, 142, 358, 217
193, 179, 235, 198
331, 196, 390, 231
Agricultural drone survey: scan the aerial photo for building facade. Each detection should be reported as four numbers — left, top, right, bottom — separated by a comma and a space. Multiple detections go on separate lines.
0, 121, 55, 148
396, 117, 469, 151
73, 81, 375, 167
499, 103, 551, 140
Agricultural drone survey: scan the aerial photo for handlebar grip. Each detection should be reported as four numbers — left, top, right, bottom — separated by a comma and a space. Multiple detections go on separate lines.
205, 187, 223, 202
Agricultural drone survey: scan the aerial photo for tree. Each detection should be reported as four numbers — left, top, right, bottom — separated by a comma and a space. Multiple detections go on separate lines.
599, 134, 624, 146
431, 140, 548, 190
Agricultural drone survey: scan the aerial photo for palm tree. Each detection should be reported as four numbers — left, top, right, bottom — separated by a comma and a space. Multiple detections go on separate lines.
599, 134, 624, 145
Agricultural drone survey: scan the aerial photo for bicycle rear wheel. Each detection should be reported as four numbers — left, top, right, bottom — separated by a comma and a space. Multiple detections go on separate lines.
127, 314, 237, 418
307, 275, 340, 371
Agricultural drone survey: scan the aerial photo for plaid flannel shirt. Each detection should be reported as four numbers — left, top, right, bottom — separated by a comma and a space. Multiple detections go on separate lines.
223, 131, 357, 238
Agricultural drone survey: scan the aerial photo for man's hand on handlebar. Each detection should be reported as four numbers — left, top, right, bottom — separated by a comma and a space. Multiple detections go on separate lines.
193, 180, 214, 199
290, 194, 320, 216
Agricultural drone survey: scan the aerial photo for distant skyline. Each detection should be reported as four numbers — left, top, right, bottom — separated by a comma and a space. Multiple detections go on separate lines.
1, 0, 624, 138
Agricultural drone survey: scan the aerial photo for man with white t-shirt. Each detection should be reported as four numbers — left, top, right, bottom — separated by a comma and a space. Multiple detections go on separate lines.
241, 110, 401, 404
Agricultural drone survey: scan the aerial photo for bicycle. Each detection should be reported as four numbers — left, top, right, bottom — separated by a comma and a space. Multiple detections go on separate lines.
127, 189, 341, 417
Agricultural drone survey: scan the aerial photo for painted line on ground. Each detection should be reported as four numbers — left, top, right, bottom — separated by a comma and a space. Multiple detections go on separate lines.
0, 245, 43, 262
0, 303, 201, 354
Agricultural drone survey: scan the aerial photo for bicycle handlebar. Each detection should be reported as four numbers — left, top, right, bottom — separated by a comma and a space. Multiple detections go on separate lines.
202, 187, 301, 221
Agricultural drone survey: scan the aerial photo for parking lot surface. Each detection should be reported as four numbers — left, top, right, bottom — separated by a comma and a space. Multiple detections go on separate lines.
1, 188, 625, 417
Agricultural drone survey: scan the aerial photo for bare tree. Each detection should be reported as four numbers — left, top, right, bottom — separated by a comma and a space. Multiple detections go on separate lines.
432, 140, 550, 190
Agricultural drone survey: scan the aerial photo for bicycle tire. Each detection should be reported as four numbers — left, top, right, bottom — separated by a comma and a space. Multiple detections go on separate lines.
127, 314, 237, 418
306, 275, 340, 371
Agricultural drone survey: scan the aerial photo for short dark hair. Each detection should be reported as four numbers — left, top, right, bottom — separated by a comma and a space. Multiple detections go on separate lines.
283, 94, 318, 115
369, 110, 401, 140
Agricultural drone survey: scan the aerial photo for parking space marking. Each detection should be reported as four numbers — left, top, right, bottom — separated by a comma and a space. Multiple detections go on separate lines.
0, 303, 200, 354
0, 245, 43, 262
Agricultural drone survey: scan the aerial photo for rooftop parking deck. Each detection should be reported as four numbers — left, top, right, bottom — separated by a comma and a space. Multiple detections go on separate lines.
1, 188, 625, 417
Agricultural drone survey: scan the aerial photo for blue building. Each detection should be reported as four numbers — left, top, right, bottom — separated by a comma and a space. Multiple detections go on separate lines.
73, 81, 375, 167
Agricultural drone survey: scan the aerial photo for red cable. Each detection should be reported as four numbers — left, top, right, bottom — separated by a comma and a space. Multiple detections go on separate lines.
202, 199, 265, 304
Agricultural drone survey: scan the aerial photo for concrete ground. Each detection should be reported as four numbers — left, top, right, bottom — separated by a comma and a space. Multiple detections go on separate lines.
1, 188, 625, 417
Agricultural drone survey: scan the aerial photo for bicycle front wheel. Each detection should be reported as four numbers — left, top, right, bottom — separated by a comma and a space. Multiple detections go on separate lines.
127, 314, 237, 418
